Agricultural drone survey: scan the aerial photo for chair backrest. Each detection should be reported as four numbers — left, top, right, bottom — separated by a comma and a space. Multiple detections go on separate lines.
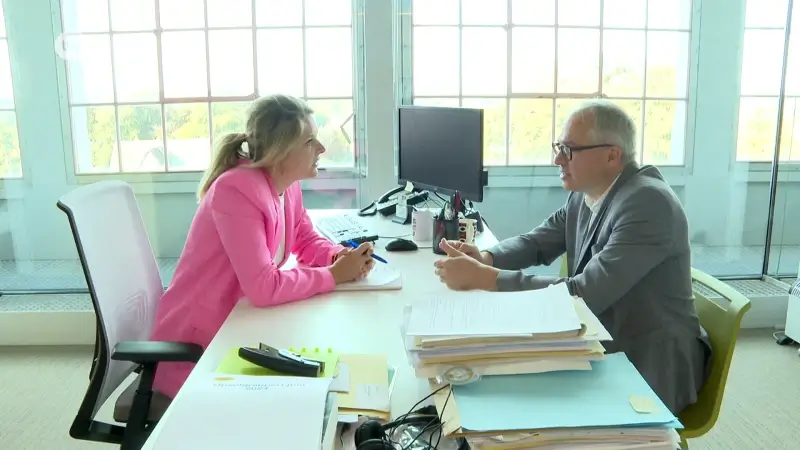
679, 268, 751, 435
57, 180, 163, 420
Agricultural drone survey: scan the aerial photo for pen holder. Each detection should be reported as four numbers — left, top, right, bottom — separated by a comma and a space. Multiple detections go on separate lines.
432, 217, 460, 255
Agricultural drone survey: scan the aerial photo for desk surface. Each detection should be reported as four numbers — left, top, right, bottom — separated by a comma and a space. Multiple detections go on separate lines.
142, 209, 499, 449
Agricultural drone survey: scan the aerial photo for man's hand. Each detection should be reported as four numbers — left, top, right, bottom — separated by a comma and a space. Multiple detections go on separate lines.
437, 239, 493, 265
434, 240, 498, 291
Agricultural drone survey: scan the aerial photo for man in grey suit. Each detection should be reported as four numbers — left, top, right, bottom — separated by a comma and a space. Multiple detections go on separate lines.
433, 99, 711, 415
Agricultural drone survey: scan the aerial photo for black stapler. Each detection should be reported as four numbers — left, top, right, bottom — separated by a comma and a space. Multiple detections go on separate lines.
238, 343, 324, 377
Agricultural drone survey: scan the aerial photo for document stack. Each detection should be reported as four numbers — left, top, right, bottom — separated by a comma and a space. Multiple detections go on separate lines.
431, 353, 683, 449
401, 283, 613, 381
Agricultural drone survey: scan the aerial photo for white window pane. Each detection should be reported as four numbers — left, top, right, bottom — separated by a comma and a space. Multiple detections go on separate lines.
741, 30, 785, 96
0, 40, 14, 108
165, 103, 210, 171
256, 29, 304, 97
413, 0, 459, 25
305, 0, 351, 26
511, 27, 555, 93
209, 30, 255, 96
602, 30, 645, 97
786, 30, 800, 95
0, 111, 21, 178
66, 35, 114, 104
462, 97, 507, 166
557, 0, 600, 26
256, 0, 303, 26
207, 0, 252, 28
61, 0, 110, 33
646, 31, 690, 98
72, 105, 119, 174
647, 0, 692, 30
211, 101, 250, 141
118, 104, 165, 172
462, 0, 507, 25
305, 28, 352, 98
736, 97, 778, 162
307, 99, 354, 167
554, 98, 584, 134
642, 100, 686, 165
462, 27, 507, 96
413, 27, 459, 95
162, 31, 208, 98
602, 0, 646, 29
159, 0, 205, 29
509, 98, 554, 165
557, 29, 599, 94
113, 33, 159, 102
779, 97, 800, 161
511, 0, 554, 25
110, 0, 155, 31
745, 0, 789, 28
413, 97, 460, 107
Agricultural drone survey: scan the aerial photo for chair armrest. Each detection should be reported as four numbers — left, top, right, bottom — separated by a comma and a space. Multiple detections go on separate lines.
111, 341, 203, 364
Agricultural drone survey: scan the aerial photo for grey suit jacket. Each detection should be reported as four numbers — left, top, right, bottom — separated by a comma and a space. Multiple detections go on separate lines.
486, 163, 711, 415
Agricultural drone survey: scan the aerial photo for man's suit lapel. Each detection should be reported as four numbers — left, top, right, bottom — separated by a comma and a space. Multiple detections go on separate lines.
575, 164, 640, 273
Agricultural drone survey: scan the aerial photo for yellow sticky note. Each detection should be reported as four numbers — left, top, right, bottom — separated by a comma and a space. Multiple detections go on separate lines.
629, 395, 659, 414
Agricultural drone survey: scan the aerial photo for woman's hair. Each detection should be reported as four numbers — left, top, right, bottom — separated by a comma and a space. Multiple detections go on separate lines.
197, 94, 314, 200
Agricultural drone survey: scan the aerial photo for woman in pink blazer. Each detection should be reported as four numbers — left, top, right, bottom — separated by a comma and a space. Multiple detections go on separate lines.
149, 94, 375, 399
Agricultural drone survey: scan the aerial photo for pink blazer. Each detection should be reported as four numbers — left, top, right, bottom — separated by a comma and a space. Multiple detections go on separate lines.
150, 163, 344, 399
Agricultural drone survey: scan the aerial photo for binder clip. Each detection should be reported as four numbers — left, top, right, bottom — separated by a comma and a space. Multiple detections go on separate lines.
436, 366, 481, 385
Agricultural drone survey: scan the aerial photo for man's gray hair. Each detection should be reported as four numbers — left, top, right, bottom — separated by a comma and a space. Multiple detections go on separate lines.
569, 99, 637, 163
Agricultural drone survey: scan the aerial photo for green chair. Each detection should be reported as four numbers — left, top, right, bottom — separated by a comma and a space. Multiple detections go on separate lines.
678, 268, 752, 448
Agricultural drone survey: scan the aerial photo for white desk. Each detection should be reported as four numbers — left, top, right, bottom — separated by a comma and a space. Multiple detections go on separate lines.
142, 208, 499, 449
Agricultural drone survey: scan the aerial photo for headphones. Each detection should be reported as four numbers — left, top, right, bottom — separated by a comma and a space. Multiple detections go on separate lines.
354, 414, 439, 450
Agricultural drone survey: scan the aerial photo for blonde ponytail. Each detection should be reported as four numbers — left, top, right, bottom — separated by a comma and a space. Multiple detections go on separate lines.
197, 132, 248, 201
196, 94, 314, 201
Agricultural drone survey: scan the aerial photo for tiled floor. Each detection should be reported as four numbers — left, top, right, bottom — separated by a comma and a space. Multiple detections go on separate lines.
1, 245, 799, 312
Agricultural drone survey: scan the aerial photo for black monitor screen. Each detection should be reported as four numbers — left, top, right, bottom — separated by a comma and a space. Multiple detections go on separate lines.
397, 105, 484, 202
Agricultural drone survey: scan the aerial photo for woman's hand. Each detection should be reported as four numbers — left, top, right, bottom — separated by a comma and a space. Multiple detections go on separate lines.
329, 242, 374, 284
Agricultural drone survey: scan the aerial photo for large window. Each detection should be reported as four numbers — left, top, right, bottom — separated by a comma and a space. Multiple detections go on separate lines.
736, 0, 800, 162
60, 0, 356, 175
403, 0, 692, 166
0, 3, 21, 179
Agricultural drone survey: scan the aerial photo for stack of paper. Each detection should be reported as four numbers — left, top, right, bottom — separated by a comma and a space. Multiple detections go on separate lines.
402, 283, 613, 379
152, 374, 337, 450
432, 353, 683, 449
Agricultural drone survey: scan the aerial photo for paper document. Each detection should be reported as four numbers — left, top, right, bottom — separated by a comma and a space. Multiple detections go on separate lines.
450, 353, 678, 432
334, 264, 402, 291
405, 283, 581, 336
152, 374, 332, 450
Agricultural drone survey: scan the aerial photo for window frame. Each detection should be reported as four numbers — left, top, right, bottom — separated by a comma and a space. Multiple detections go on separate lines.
51, 0, 367, 193
733, 6, 800, 172
0, 2, 23, 183
397, 0, 700, 186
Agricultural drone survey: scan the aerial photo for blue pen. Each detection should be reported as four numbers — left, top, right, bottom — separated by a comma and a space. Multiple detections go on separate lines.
346, 240, 388, 264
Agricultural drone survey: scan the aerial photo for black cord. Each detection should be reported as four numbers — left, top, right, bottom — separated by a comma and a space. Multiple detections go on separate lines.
383, 384, 451, 450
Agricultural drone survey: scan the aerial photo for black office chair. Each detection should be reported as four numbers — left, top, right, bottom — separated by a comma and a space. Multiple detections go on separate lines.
58, 180, 203, 450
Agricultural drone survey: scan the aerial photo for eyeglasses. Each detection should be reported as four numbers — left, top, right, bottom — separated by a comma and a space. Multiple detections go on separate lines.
552, 142, 614, 160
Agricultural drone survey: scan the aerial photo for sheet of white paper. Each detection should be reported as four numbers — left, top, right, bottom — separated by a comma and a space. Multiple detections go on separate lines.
405, 283, 581, 336
152, 375, 332, 450
338, 414, 360, 423
329, 362, 351, 393
334, 264, 401, 291
354, 383, 391, 412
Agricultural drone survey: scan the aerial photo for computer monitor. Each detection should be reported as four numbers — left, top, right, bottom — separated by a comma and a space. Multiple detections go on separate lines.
397, 105, 485, 202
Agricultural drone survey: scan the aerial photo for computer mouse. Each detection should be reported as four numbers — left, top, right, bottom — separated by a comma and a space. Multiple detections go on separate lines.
385, 238, 418, 252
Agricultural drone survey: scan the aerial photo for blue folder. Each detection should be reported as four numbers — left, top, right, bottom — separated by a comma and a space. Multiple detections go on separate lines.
450, 353, 682, 432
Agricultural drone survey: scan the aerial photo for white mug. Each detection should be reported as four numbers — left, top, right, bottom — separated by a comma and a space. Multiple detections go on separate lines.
458, 218, 477, 245
411, 209, 434, 242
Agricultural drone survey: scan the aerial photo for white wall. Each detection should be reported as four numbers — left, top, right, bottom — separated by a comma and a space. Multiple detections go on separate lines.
1, 0, 799, 282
